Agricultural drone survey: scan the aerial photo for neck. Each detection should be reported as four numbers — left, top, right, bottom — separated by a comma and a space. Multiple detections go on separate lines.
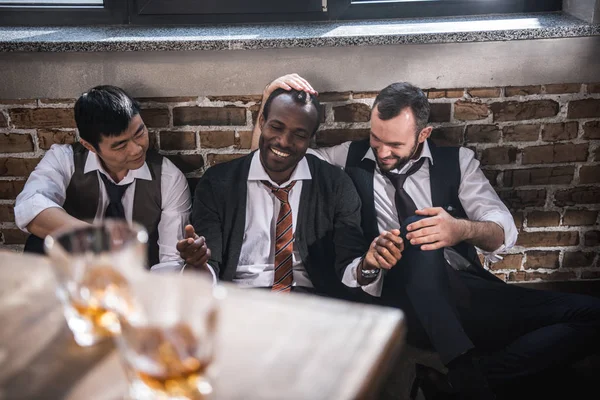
267, 170, 293, 186
100, 159, 128, 183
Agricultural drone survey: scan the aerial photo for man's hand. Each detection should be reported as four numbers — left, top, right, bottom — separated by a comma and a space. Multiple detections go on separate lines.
363, 229, 404, 270
406, 207, 468, 251
262, 73, 317, 99
176, 225, 211, 269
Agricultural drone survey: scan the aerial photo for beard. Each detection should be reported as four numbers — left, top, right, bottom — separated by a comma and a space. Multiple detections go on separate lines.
375, 140, 421, 172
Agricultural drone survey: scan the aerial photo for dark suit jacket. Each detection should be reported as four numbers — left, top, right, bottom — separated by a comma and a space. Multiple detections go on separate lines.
191, 152, 369, 300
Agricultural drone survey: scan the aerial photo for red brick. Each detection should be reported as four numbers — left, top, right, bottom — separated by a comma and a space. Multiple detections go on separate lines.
430, 126, 464, 146
583, 121, 600, 139
544, 83, 581, 94
139, 96, 198, 103
250, 104, 261, 125
0, 157, 41, 177
200, 130, 235, 148
490, 100, 559, 122
584, 230, 600, 246
512, 212, 524, 229
541, 122, 578, 141
467, 88, 501, 98
0, 99, 36, 105
563, 210, 598, 226
499, 189, 546, 209
454, 101, 490, 121
9, 108, 75, 129
0, 180, 25, 199
333, 103, 371, 122
431, 126, 465, 146
503, 166, 574, 186
39, 98, 76, 105
427, 89, 463, 99
317, 92, 352, 102
489, 254, 523, 270
527, 211, 560, 227
139, 108, 170, 128
352, 91, 379, 99
521, 143, 588, 164
516, 231, 579, 247
445, 89, 465, 98
524, 251, 560, 269
563, 251, 596, 268
588, 83, 600, 93
1, 229, 28, 245
315, 129, 370, 147
582, 270, 600, 279
502, 124, 540, 142
567, 99, 600, 119
235, 131, 252, 149
508, 271, 576, 282
429, 103, 452, 123
165, 154, 204, 173
206, 153, 246, 166
504, 86, 542, 97
173, 107, 246, 126
205, 95, 262, 103
480, 147, 518, 165
579, 165, 600, 184
0, 112, 7, 128
427, 89, 446, 99
0, 204, 15, 223
596, 147, 600, 162
37, 129, 76, 150
0, 133, 34, 153
159, 131, 196, 150
554, 186, 600, 207
493, 273, 508, 281
465, 124, 501, 143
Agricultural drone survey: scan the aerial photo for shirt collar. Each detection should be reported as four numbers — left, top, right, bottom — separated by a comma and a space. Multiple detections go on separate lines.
248, 151, 312, 187
84, 151, 152, 185
362, 139, 434, 174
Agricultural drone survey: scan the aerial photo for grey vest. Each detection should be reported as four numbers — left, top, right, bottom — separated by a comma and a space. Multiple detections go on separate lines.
63, 143, 162, 267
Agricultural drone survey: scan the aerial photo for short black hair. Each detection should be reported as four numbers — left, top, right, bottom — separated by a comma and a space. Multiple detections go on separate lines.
373, 82, 430, 132
262, 88, 322, 136
74, 85, 140, 150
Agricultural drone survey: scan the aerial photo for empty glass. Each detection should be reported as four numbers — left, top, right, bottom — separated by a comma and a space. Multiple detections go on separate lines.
110, 271, 224, 400
44, 219, 148, 347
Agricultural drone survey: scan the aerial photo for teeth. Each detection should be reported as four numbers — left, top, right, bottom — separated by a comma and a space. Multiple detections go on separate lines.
271, 148, 290, 158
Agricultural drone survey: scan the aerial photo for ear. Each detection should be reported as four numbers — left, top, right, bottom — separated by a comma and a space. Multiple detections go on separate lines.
79, 138, 98, 154
418, 126, 432, 143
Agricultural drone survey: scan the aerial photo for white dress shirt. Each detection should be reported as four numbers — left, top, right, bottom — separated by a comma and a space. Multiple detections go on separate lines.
14, 144, 191, 270
309, 140, 518, 296
232, 152, 315, 288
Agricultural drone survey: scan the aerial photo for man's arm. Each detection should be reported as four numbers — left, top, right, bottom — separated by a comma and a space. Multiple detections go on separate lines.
177, 171, 223, 277
250, 73, 317, 150
15, 144, 89, 238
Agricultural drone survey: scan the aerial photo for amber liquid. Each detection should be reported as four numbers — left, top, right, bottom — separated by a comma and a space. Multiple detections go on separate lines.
121, 321, 211, 399
70, 265, 129, 336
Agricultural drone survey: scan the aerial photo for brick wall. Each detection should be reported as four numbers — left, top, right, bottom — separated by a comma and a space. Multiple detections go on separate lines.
1, 83, 599, 283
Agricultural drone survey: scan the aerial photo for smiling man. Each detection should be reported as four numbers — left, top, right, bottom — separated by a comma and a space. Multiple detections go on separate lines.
15, 85, 191, 270
178, 80, 403, 298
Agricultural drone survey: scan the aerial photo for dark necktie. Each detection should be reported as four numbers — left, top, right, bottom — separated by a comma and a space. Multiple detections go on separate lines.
261, 180, 297, 293
383, 157, 426, 224
99, 172, 132, 219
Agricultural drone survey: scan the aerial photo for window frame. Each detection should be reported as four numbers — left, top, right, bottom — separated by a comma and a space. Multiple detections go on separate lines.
0, 0, 563, 26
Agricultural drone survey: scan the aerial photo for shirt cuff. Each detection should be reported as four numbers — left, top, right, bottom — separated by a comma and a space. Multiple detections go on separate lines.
341, 257, 384, 297
14, 193, 64, 232
477, 211, 518, 263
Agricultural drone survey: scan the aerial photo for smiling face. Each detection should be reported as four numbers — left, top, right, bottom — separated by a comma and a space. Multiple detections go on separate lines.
80, 114, 149, 181
370, 105, 431, 172
258, 93, 319, 184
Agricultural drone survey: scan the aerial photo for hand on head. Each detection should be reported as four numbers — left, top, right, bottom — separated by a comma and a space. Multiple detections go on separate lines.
364, 229, 404, 270
263, 73, 318, 98
176, 224, 211, 269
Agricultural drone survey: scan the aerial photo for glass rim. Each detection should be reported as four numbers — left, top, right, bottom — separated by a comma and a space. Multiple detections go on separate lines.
44, 218, 149, 256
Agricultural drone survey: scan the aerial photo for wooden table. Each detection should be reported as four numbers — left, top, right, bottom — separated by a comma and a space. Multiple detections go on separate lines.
0, 251, 405, 400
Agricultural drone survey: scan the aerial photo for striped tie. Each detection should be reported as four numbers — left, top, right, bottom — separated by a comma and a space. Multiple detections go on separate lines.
262, 180, 297, 293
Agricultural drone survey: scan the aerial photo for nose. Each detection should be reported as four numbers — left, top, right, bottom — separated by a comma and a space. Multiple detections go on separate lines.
128, 140, 143, 157
276, 131, 293, 149
375, 145, 391, 159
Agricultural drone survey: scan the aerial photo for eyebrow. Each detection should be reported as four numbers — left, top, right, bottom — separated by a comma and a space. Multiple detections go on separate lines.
110, 124, 146, 149
370, 131, 405, 146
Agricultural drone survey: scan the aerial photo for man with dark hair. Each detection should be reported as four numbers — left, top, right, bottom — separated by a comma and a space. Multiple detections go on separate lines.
178, 75, 403, 297
251, 76, 600, 399
15, 85, 192, 270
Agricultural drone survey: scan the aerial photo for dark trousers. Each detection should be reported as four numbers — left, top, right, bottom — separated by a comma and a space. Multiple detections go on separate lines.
24, 234, 46, 254
381, 226, 600, 387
